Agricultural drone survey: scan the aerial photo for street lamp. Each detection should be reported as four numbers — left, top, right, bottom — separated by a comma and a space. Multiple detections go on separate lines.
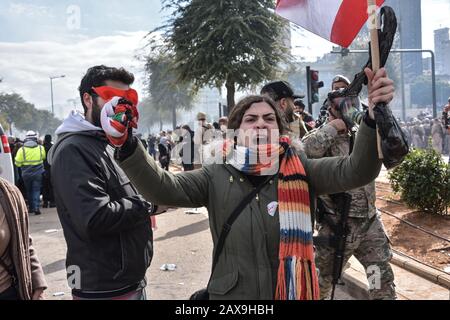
50, 75, 66, 116
7, 117, 13, 136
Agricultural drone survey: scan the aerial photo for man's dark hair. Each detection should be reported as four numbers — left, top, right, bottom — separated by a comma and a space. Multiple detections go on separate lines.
260, 81, 304, 102
78, 65, 135, 113
294, 99, 306, 110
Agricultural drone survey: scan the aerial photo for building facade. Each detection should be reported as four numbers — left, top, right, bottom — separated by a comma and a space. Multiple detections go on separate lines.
434, 28, 450, 76
385, 0, 423, 80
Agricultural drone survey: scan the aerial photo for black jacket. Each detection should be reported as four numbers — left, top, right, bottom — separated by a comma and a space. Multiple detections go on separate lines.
49, 131, 153, 296
158, 143, 171, 158
179, 130, 195, 165
43, 141, 53, 172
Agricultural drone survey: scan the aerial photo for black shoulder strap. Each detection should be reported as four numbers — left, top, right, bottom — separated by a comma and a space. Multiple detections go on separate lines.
210, 175, 273, 275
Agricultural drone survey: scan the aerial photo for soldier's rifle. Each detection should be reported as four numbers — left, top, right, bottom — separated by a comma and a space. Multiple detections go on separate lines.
330, 192, 352, 300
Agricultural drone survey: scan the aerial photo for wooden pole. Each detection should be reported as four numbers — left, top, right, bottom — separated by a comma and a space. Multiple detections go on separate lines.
367, 0, 384, 159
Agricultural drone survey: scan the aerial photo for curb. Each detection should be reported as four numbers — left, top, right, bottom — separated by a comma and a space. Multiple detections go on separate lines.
341, 270, 370, 300
339, 252, 450, 300
390, 252, 450, 290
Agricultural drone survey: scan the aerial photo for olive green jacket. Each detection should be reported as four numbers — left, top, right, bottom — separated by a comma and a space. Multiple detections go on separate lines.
119, 122, 381, 300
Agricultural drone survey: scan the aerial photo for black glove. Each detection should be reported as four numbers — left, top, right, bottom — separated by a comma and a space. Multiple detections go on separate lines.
114, 127, 139, 161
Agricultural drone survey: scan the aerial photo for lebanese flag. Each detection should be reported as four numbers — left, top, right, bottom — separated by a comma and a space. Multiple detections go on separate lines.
276, 0, 385, 48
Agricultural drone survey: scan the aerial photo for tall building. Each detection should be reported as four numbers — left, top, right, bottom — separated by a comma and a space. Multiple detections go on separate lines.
178, 87, 223, 130
434, 28, 450, 76
385, 0, 423, 79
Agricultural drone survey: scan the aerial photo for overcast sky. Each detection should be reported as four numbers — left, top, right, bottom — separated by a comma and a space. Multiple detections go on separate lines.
1, 0, 449, 119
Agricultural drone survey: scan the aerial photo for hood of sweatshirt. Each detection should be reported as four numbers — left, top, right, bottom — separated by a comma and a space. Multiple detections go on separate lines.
48, 111, 105, 166
55, 110, 102, 136
23, 139, 38, 148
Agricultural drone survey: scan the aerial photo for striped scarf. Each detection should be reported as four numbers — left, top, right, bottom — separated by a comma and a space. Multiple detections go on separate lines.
225, 136, 320, 300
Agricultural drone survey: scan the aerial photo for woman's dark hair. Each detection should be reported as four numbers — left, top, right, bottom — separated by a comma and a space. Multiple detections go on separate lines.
228, 95, 287, 134
181, 124, 192, 132
78, 65, 135, 112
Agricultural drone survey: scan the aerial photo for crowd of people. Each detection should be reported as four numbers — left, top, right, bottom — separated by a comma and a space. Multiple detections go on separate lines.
1, 62, 449, 301
7, 132, 55, 216
399, 110, 450, 155
142, 114, 230, 172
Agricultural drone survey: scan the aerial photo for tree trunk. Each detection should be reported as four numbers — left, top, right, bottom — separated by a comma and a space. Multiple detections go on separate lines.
172, 104, 177, 130
159, 115, 163, 132
225, 77, 236, 116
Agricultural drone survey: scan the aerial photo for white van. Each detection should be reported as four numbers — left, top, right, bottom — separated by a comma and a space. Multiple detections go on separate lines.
0, 124, 14, 184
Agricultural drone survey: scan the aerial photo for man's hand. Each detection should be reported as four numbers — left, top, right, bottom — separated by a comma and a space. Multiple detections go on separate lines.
329, 119, 347, 133
365, 67, 395, 120
32, 288, 45, 300
101, 96, 138, 147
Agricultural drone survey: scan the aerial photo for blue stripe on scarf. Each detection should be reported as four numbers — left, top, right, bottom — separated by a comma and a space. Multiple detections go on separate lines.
241, 148, 251, 172
283, 257, 298, 300
280, 229, 313, 243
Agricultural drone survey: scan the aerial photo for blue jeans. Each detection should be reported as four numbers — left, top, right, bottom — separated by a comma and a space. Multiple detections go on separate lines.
23, 174, 42, 212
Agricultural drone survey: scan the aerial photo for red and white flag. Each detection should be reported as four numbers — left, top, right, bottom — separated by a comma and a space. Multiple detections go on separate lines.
276, 0, 385, 48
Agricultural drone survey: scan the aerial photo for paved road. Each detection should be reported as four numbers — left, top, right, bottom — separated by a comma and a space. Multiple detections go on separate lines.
30, 206, 354, 300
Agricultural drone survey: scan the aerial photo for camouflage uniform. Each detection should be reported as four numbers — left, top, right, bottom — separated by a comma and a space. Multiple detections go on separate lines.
405, 123, 413, 147
400, 122, 410, 147
303, 123, 396, 300
411, 120, 425, 149
431, 120, 444, 154
423, 119, 432, 147
288, 114, 309, 140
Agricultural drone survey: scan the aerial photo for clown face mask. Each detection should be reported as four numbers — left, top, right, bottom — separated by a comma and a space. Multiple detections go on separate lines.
92, 86, 139, 106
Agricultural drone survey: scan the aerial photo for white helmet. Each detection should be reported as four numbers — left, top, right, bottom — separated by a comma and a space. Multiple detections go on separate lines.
26, 130, 38, 139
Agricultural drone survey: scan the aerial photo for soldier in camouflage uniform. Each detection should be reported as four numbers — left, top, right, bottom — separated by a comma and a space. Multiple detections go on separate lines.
399, 121, 410, 147
423, 118, 432, 147
411, 118, 425, 149
405, 122, 413, 147
303, 97, 396, 300
431, 118, 444, 154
